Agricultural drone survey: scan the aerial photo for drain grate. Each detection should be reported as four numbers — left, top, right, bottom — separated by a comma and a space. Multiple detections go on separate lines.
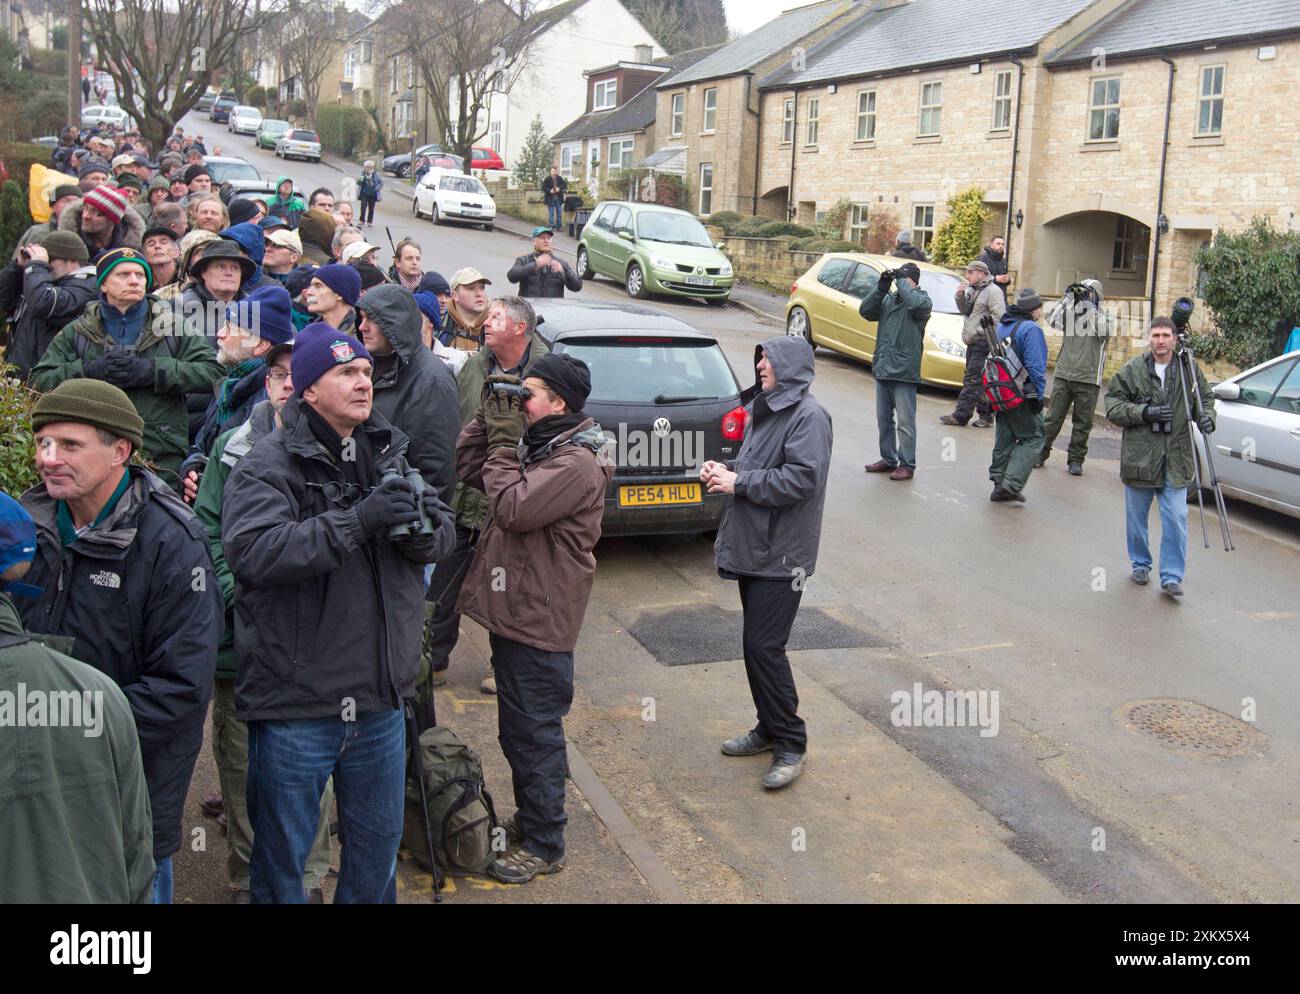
1118, 699, 1265, 757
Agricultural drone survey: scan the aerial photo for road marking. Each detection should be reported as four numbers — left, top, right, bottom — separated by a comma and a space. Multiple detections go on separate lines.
441, 689, 498, 714
920, 642, 1015, 658
1238, 611, 1296, 622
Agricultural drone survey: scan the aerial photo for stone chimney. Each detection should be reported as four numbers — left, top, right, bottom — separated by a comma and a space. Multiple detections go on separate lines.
633, 43, 653, 63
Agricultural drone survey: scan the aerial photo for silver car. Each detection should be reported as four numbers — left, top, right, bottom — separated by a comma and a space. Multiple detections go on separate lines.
275, 128, 322, 163
1193, 349, 1300, 519
228, 105, 263, 135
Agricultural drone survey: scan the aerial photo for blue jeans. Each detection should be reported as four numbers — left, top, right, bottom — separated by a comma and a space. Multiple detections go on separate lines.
247, 709, 406, 904
151, 856, 173, 904
1125, 475, 1189, 584
876, 380, 918, 469
547, 201, 563, 230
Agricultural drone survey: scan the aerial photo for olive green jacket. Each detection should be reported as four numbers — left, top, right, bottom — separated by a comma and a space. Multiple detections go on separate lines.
1104, 350, 1215, 488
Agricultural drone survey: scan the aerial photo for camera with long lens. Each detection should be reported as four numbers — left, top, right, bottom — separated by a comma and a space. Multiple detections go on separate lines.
487, 382, 533, 401
380, 466, 438, 540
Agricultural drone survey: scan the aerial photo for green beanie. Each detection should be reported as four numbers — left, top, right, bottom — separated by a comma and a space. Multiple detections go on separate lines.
32, 379, 145, 452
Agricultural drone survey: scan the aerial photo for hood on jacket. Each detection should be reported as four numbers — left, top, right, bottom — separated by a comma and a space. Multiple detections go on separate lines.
59, 199, 146, 249
220, 221, 267, 285
357, 283, 423, 363
298, 208, 335, 252
752, 336, 815, 412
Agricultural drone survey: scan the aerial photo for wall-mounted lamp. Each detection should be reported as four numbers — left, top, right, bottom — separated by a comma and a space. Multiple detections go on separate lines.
1157, 213, 1170, 234
1014, 209, 1024, 229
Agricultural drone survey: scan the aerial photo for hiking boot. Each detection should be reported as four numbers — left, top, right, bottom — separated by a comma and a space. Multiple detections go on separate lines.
479, 674, 497, 695
971, 418, 993, 428
721, 730, 774, 757
1068, 463, 1083, 476
1161, 581, 1184, 598
864, 460, 897, 473
761, 752, 805, 790
990, 487, 1025, 503
939, 414, 967, 426
200, 792, 224, 817
430, 669, 448, 688
489, 847, 563, 884
1034, 455, 1047, 468
1132, 568, 1150, 586
889, 466, 914, 481
501, 812, 525, 845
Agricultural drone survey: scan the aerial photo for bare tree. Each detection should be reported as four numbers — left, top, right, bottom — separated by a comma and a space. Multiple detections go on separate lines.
82, 0, 284, 150
376, 0, 574, 172
282, 0, 350, 125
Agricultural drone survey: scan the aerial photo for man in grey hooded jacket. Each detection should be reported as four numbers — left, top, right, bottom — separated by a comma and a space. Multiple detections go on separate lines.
700, 336, 832, 790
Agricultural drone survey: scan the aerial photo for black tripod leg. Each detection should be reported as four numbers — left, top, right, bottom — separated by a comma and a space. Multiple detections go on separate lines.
404, 700, 445, 898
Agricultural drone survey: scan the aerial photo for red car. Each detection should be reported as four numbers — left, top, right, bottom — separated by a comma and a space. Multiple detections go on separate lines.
470, 147, 505, 171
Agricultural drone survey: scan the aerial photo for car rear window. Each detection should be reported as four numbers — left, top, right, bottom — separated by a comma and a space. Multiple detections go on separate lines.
555, 339, 739, 404
439, 175, 486, 194
204, 160, 260, 183
289, 131, 319, 142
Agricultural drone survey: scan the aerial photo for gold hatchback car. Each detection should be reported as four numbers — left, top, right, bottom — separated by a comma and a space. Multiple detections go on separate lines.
785, 253, 969, 388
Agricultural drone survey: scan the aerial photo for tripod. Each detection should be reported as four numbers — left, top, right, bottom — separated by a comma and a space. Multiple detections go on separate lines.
1174, 339, 1234, 552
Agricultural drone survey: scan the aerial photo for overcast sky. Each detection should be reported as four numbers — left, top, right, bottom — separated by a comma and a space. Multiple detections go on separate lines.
724, 0, 824, 35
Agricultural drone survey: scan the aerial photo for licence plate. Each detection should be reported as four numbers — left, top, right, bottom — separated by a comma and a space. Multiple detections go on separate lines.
685, 276, 714, 287
618, 482, 702, 507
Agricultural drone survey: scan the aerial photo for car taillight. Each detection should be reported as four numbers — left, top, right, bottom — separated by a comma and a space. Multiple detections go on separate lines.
721, 405, 746, 441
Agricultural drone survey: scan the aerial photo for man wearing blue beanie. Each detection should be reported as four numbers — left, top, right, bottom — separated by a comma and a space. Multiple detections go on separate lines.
305, 263, 360, 333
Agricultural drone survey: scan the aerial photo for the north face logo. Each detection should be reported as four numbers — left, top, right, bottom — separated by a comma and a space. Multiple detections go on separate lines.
88, 571, 121, 589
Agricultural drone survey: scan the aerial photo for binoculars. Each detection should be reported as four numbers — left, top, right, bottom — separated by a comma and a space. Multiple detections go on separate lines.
487, 381, 533, 401
380, 467, 439, 540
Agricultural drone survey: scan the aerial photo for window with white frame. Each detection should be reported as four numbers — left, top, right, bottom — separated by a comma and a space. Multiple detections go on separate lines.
918, 81, 942, 136
1112, 216, 1144, 271
390, 56, 399, 93
781, 98, 794, 143
593, 78, 617, 110
992, 70, 1012, 130
699, 163, 714, 215
855, 90, 876, 141
1196, 65, 1224, 136
560, 143, 582, 179
344, 49, 356, 80
490, 121, 502, 153
912, 204, 935, 252
359, 41, 372, 64
670, 93, 684, 136
1089, 76, 1121, 140
805, 96, 820, 145
850, 203, 870, 243
702, 87, 717, 132
608, 136, 634, 170
408, 55, 414, 88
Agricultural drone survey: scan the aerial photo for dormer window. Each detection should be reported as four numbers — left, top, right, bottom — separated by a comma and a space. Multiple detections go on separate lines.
593, 78, 617, 110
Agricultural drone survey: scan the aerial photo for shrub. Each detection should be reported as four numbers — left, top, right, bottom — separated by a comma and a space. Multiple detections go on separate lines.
0, 176, 35, 261
24, 91, 67, 139
0, 370, 40, 498
0, 142, 52, 201
247, 85, 268, 108
1191, 217, 1300, 368
315, 106, 373, 158
705, 210, 743, 232
26, 48, 64, 76
813, 198, 853, 242
931, 187, 991, 267
286, 99, 308, 123
788, 237, 862, 253
862, 207, 901, 254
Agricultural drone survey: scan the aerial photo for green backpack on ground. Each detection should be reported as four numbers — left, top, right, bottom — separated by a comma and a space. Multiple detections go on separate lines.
403, 725, 499, 875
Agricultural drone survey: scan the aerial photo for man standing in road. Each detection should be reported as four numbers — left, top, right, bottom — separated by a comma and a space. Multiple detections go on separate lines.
508, 227, 582, 299
978, 235, 1012, 298
1104, 317, 1215, 597
541, 166, 567, 232
941, 259, 1004, 430
988, 289, 1049, 503
701, 336, 832, 791
1037, 279, 1112, 475
860, 263, 931, 481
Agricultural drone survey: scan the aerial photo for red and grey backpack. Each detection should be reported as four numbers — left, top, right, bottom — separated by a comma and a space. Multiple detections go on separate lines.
981, 317, 1029, 412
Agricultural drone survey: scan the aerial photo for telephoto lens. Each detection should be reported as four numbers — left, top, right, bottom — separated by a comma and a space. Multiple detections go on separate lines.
381, 467, 414, 540
404, 467, 438, 537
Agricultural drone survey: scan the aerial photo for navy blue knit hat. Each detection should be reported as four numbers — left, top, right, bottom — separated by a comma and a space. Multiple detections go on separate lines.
0, 493, 41, 598
226, 285, 294, 346
314, 263, 362, 307
412, 291, 442, 331
291, 322, 373, 396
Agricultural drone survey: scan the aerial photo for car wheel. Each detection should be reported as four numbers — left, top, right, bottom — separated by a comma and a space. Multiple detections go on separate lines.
576, 246, 593, 279
786, 305, 814, 346
398, 163, 410, 178
431, 204, 442, 225
482, 223, 493, 231
411, 195, 420, 218
626, 262, 648, 299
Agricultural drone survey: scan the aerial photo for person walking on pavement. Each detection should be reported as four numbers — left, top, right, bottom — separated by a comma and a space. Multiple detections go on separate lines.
861, 262, 931, 481
508, 226, 582, 298
19, 381, 223, 903
701, 336, 832, 791
978, 236, 1012, 298
541, 166, 567, 232
988, 289, 1049, 503
1104, 317, 1215, 598
1037, 279, 1113, 475
221, 323, 455, 903
940, 259, 1004, 429
455, 352, 613, 881
357, 161, 383, 228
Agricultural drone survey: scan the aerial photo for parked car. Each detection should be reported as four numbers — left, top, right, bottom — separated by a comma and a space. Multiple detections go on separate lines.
80, 104, 133, 130
1191, 349, 1300, 520
228, 106, 263, 135
785, 252, 967, 389
209, 96, 237, 123
577, 201, 735, 306
32, 135, 59, 150
412, 168, 496, 229
532, 299, 747, 537
202, 155, 297, 199
255, 119, 291, 150
196, 89, 220, 112
275, 128, 322, 163
470, 147, 506, 171
382, 143, 467, 177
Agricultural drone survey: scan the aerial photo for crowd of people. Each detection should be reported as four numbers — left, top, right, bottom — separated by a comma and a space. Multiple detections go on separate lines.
1, 116, 607, 904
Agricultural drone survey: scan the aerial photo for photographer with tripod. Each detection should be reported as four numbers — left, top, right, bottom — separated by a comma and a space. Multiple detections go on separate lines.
1104, 316, 1217, 598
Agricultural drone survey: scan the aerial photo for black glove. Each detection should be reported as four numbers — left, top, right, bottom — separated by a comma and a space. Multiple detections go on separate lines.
420, 487, 453, 527
1024, 397, 1043, 415
1197, 413, 1215, 434
1143, 404, 1174, 425
81, 355, 111, 380
355, 475, 420, 536
104, 352, 155, 389
877, 270, 893, 293
484, 389, 526, 450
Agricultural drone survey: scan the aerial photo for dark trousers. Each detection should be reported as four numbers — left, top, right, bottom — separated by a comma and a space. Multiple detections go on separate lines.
359, 197, 376, 224
422, 525, 476, 674
489, 632, 574, 863
737, 576, 807, 754
951, 341, 992, 422
990, 403, 1045, 495
1040, 378, 1099, 465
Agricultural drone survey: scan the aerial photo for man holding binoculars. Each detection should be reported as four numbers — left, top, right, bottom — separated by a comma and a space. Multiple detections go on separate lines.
221, 322, 456, 903
1104, 317, 1216, 597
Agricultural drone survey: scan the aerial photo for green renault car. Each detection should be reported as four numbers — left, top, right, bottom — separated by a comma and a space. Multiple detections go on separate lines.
255, 119, 291, 150
577, 201, 734, 305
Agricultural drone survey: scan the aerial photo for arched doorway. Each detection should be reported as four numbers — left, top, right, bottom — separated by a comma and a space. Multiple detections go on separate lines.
1035, 207, 1152, 298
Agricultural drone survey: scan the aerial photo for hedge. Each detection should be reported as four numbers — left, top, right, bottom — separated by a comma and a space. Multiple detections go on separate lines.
788, 237, 862, 254
315, 106, 373, 158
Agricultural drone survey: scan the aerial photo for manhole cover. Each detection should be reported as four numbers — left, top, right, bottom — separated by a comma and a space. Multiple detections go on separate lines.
1117, 698, 1265, 757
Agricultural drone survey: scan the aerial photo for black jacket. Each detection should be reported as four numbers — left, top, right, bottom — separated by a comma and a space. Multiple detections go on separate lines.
890, 243, 929, 263
977, 247, 1009, 297
507, 251, 583, 298
221, 397, 455, 721
20, 468, 222, 860
541, 174, 567, 205
357, 285, 462, 503
0, 260, 97, 379
181, 359, 269, 477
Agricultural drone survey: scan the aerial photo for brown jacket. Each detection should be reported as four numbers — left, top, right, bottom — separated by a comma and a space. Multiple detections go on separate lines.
454, 417, 613, 652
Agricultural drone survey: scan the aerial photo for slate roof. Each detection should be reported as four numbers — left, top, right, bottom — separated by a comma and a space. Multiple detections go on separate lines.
1046, 0, 1300, 64
656, 0, 862, 89
760, 0, 1095, 89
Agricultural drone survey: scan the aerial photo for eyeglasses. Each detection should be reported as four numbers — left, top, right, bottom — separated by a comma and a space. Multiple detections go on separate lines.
267, 370, 290, 382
